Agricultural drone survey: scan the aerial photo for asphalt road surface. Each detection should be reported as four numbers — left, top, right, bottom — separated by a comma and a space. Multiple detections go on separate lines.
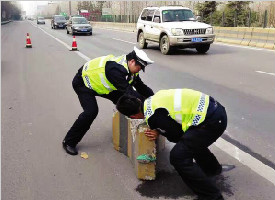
2, 20, 275, 200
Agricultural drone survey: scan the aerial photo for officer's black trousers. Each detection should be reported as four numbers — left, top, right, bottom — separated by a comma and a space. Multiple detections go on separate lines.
170, 103, 227, 200
64, 73, 122, 147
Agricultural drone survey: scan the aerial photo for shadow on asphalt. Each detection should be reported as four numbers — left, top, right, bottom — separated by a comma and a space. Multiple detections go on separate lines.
136, 170, 193, 199
136, 171, 234, 199
145, 45, 234, 56
136, 145, 234, 199
215, 174, 234, 197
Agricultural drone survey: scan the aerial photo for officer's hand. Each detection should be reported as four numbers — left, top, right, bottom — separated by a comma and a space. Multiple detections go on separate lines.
144, 129, 159, 141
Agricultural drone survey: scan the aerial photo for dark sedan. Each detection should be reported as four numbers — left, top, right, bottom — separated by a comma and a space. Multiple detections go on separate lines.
51, 15, 67, 29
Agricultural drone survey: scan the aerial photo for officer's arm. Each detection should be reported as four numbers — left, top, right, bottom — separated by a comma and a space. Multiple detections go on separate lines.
148, 108, 184, 143
105, 61, 144, 100
133, 75, 154, 98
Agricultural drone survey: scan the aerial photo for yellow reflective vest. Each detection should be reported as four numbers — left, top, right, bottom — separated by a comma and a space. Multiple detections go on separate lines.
82, 54, 138, 95
144, 89, 209, 132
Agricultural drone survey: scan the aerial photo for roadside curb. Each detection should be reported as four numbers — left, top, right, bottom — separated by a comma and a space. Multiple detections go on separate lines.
1, 20, 12, 25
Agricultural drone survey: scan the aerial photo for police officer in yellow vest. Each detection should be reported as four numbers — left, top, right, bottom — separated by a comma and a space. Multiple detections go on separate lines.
116, 89, 230, 200
63, 47, 154, 155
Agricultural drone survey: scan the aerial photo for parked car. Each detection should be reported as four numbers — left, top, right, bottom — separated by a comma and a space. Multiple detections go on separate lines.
66, 16, 92, 35
51, 15, 67, 29
37, 17, 45, 24
137, 6, 215, 54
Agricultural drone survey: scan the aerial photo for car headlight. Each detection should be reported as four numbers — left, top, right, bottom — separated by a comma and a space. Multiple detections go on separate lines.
171, 28, 184, 36
206, 27, 213, 34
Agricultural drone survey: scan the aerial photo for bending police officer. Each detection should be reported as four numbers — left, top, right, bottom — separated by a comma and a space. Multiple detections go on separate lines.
116, 89, 229, 200
63, 47, 154, 155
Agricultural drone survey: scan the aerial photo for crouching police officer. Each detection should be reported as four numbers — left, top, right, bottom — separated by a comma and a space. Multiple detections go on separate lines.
63, 47, 154, 155
116, 89, 232, 200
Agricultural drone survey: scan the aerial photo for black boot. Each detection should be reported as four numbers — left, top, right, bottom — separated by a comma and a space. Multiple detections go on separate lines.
62, 140, 78, 155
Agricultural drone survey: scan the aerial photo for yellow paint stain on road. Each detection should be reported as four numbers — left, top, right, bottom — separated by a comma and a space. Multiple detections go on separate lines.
80, 152, 89, 159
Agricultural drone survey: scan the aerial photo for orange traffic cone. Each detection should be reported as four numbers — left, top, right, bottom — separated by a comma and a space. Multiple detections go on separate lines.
71, 36, 78, 51
26, 33, 32, 48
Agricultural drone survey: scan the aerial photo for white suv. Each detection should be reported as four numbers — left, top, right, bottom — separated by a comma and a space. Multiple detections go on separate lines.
137, 6, 215, 55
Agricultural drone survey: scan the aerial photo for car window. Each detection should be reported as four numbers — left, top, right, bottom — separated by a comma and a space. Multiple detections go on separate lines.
72, 18, 88, 24
54, 16, 66, 21
153, 10, 160, 23
140, 9, 148, 20
38, 17, 44, 20
140, 9, 155, 21
162, 9, 194, 22
146, 10, 155, 21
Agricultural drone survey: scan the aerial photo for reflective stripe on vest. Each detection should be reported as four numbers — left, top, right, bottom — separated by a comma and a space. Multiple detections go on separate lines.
82, 55, 138, 95
99, 73, 112, 91
192, 93, 207, 126
174, 89, 182, 124
144, 89, 209, 132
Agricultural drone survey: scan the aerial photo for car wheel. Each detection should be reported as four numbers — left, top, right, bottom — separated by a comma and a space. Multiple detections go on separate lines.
138, 32, 147, 49
196, 44, 210, 53
90, 32, 92, 36
160, 35, 172, 55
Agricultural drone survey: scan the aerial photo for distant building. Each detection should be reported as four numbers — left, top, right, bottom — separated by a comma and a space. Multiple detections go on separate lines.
21, 11, 26, 19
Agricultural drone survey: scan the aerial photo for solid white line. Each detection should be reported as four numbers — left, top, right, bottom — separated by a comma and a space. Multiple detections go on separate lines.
29, 21, 91, 61
255, 71, 275, 76
112, 38, 136, 45
39, 27, 71, 49
214, 138, 275, 186
75, 51, 90, 62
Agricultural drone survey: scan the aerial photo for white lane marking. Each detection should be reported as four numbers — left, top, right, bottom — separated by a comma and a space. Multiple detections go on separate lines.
39, 27, 71, 49
29, 21, 275, 185
215, 42, 275, 52
112, 38, 136, 45
215, 138, 275, 186
29, 21, 91, 61
95, 26, 137, 33
75, 51, 90, 62
255, 71, 275, 76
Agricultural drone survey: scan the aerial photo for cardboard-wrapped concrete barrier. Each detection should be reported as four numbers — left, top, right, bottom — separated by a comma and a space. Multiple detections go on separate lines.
112, 111, 165, 180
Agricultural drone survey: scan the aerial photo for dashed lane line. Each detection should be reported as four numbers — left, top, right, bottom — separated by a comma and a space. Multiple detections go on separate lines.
29, 21, 275, 186
255, 71, 275, 76
112, 38, 136, 45
214, 42, 275, 52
